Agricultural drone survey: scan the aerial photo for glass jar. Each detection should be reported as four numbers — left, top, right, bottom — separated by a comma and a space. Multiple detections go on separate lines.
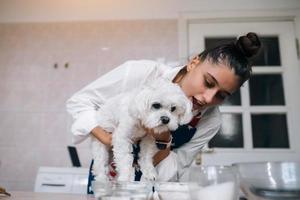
92, 180, 149, 200
188, 165, 239, 200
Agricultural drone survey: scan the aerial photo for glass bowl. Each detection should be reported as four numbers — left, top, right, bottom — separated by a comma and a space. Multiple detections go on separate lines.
233, 161, 300, 199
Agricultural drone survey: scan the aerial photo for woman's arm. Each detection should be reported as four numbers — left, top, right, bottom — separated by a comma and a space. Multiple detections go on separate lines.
66, 60, 162, 144
66, 61, 131, 144
91, 126, 112, 146
153, 146, 171, 166
143, 127, 172, 166
91, 125, 171, 162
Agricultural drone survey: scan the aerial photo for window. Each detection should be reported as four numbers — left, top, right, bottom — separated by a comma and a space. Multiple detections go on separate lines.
207, 36, 289, 149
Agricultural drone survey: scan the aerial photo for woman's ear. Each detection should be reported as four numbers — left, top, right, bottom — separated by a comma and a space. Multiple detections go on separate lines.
187, 56, 200, 72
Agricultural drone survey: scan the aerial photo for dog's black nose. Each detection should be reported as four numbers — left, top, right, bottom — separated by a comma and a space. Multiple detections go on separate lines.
160, 116, 170, 124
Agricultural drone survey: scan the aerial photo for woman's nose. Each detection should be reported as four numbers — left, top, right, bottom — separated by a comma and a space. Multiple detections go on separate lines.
203, 89, 218, 104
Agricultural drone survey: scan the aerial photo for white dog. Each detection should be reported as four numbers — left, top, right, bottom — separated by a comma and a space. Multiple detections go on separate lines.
91, 78, 193, 182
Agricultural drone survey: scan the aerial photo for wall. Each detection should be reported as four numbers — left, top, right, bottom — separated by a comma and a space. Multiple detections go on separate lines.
0, 0, 300, 22
1, 0, 300, 192
0, 20, 178, 190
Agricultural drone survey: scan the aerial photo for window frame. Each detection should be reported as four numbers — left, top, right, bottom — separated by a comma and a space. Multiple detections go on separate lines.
179, 13, 300, 164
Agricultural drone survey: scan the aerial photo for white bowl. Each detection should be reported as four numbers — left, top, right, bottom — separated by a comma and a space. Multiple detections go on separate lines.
188, 165, 240, 200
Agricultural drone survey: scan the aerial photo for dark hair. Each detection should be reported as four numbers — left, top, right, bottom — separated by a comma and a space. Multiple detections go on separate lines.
198, 32, 262, 86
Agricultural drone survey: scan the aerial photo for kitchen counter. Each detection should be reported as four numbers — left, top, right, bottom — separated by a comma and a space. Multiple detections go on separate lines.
0, 191, 95, 200
0, 191, 250, 200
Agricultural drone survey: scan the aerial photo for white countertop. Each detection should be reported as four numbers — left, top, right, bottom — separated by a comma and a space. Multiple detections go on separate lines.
0, 191, 95, 200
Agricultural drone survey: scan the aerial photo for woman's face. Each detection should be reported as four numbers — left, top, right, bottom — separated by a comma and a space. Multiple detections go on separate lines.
179, 57, 241, 110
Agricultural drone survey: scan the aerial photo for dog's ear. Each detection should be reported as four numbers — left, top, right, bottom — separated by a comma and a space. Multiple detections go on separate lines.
179, 98, 193, 125
128, 87, 152, 119
141, 68, 160, 87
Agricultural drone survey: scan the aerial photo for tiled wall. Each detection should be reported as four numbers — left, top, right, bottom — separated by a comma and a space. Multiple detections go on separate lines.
0, 20, 178, 191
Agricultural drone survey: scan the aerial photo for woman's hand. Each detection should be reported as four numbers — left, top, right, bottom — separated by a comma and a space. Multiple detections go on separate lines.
91, 126, 112, 147
92, 125, 171, 166
142, 125, 172, 166
152, 130, 172, 166
153, 146, 171, 166
142, 125, 171, 141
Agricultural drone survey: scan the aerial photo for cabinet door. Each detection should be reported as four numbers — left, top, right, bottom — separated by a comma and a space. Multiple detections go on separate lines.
34, 173, 73, 193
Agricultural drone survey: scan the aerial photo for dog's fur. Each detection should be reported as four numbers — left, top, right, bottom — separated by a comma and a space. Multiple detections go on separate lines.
91, 78, 192, 182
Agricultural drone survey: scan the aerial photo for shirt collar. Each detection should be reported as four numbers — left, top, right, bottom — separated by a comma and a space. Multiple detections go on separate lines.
162, 65, 184, 82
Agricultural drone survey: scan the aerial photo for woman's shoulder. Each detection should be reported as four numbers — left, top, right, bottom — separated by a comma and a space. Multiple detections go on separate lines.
188, 106, 221, 142
124, 59, 174, 81
125, 59, 172, 73
198, 106, 222, 127
203, 106, 221, 118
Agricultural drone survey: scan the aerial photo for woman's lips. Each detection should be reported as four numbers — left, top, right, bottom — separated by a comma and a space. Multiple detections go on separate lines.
192, 97, 205, 108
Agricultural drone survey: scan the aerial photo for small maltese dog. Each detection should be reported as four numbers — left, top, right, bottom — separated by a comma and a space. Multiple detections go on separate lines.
91, 77, 193, 182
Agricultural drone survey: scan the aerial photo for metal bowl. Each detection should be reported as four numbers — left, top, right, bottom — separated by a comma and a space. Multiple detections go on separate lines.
233, 162, 300, 199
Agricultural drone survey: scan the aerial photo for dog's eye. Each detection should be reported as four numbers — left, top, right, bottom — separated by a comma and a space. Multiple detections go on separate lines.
152, 103, 161, 109
171, 106, 176, 112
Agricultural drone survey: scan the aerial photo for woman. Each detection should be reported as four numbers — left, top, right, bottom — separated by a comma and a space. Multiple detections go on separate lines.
66, 32, 261, 193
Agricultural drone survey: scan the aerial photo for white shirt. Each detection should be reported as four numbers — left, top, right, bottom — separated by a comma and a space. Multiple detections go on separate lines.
66, 59, 221, 180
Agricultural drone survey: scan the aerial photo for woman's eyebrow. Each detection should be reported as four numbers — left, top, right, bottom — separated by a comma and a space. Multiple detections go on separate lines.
207, 72, 232, 96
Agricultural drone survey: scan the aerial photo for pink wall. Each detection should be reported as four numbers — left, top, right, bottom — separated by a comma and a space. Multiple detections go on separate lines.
0, 19, 178, 190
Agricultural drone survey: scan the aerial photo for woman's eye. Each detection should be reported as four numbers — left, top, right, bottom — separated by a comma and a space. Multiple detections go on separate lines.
204, 79, 214, 88
171, 106, 176, 112
216, 93, 226, 100
152, 103, 161, 109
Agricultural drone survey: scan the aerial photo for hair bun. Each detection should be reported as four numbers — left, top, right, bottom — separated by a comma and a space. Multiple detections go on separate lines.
236, 32, 261, 58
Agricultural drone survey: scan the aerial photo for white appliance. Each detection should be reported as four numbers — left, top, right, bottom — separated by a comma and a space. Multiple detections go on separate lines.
34, 167, 89, 194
